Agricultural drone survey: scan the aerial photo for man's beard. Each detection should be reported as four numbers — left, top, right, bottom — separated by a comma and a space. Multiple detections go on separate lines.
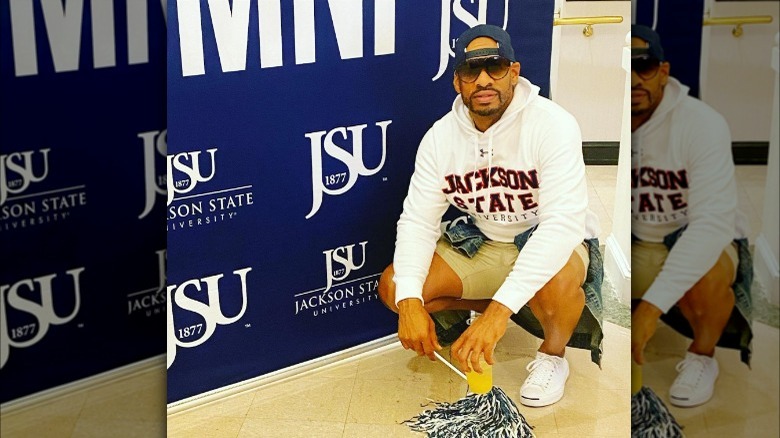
464, 86, 510, 116
630, 87, 659, 117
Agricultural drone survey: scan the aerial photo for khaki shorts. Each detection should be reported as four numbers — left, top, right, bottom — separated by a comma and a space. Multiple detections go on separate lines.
631, 240, 738, 300
435, 238, 590, 300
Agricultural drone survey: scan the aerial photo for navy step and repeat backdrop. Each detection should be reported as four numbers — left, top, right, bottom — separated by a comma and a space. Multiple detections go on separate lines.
634, 0, 705, 97
167, 0, 554, 404
1, 0, 167, 404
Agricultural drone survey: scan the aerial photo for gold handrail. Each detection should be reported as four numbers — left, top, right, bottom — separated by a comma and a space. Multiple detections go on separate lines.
553, 16, 624, 37
703, 15, 774, 37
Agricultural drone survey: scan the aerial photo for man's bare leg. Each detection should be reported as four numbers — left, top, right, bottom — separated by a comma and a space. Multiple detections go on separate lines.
526, 251, 587, 357
677, 250, 736, 357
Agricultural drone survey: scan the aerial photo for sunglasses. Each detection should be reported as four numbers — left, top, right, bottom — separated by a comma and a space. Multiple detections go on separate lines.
456, 57, 512, 83
631, 55, 663, 80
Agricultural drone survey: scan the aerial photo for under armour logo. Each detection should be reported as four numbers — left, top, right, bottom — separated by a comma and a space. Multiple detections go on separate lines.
479, 148, 492, 158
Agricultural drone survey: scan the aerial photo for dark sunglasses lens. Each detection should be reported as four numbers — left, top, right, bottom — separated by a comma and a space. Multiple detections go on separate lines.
457, 63, 482, 82
632, 59, 659, 77
458, 58, 510, 82
485, 59, 510, 79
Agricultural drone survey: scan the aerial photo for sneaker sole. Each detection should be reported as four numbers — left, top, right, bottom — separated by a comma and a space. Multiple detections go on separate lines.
519, 386, 565, 407
669, 388, 714, 407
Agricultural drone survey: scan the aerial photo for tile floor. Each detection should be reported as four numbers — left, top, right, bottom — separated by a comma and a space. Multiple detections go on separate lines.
642, 320, 779, 437
0, 360, 167, 438
1, 165, 777, 438
166, 320, 631, 438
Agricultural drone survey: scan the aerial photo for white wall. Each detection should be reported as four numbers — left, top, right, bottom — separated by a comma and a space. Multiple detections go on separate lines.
550, 1, 632, 303
700, 1, 779, 141
551, 1, 631, 142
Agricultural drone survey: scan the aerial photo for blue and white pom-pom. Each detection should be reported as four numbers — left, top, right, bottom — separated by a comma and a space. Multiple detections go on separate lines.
403, 386, 534, 437
631, 386, 684, 438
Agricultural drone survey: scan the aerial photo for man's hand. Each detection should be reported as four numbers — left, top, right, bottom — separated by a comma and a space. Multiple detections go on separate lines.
451, 301, 512, 373
397, 298, 441, 360
631, 300, 663, 365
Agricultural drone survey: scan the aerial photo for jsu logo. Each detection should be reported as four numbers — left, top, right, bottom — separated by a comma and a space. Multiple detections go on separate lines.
323, 241, 367, 292
127, 249, 167, 316
433, 0, 509, 81
1, 268, 84, 368
167, 267, 251, 368
166, 148, 217, 205
139, 130, 167, 219
0, 149, 51, 206
305, 120, 391, 219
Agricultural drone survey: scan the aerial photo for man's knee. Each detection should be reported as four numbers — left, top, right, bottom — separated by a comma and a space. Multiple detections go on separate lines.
680, 268, 734, 316
533, 269, 584, 317
378, 265, 398, 312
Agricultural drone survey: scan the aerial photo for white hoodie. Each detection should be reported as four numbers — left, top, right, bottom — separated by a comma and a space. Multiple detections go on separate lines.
632, 77, 748, 313
392, 77, 600, 313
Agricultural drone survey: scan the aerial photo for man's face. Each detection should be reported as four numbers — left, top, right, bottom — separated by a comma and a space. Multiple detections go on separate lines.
453, 37, 521, 117
631, 37, 670, 117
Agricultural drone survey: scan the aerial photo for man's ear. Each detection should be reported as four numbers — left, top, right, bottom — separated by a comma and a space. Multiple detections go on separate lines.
659, 62, 671, 86
453, 73, 461, 94
510, 62, 521, 85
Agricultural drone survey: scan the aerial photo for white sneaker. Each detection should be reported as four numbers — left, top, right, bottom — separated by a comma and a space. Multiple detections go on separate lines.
520, 351, 569, 407
669, 351, 719, 407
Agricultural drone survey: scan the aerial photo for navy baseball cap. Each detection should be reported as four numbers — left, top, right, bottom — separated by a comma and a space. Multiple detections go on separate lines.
453, 24, 516, 69
631, 25, 665, 61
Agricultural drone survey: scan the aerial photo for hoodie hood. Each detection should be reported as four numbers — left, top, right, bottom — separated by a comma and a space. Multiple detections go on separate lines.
634, 76, 688, 135
452, 76, 540, 136
451, 77, 540, 188
631, 76, 689, 175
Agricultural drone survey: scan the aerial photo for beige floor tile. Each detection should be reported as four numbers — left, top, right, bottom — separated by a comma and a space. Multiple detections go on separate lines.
553, 388, 630, 436
2, 363, 165, 438
78, 374, 166, 422
167, 415, 244, 438
345, 379, 452, 425
75, 370, 165, 437
342, 422, 425, 437
734, 165, 767, 184
736, 185, 762, 241
244, 376, 354, 423
355, 346, 455, 385
735, 165, 767, 242
587, 186, 609, 218
0, 411, 80, 438
593, 185, 617, 210
704, 410, 778, 437
71, 418, 164, 438
0, 391, 86, 438
238, 418, 344, 438
586, 165, 618, 186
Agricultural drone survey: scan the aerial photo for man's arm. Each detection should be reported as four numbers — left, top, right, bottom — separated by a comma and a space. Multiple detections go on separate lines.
393, 129, 451, 359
